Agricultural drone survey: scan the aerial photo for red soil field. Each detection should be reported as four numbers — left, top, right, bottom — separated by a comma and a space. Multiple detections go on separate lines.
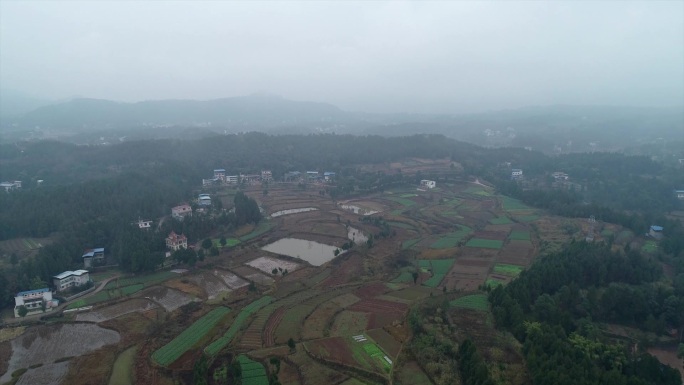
353, 283, 392, 299
367, 328, 402, 358
346, 297, 408, 328
367, 311, 405, 329
264, 306, 286, 347
321, 254, 363, 287
472, 230, 508, 240
455, 258, 493, 267
306, 337, 357, 367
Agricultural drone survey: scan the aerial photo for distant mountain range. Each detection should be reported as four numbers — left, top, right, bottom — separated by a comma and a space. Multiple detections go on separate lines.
1, 93, 348, 129
1, 92, 682, 154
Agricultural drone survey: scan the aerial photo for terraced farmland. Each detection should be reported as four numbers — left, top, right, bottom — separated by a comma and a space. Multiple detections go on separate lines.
429, 227, 472, 249
465, 238, 504, 249
152, 306, 230, 366
237, 355, 269, 385
205, 296, 273, 355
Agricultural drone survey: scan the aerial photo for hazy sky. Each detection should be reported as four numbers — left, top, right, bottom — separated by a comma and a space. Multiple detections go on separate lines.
1, 1, 683, 113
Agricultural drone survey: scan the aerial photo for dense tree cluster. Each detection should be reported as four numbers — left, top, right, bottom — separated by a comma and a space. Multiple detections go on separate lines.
488, 241, 682, 385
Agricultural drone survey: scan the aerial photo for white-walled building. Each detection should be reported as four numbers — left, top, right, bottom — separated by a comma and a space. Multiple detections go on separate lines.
511, 169, 523, 178
420, 180, 436, 189
172, 204, 193, 220
1, 181, 21, 192
198, 194, 211, 206
53, 270, 90, 292
14, 288, 55, 317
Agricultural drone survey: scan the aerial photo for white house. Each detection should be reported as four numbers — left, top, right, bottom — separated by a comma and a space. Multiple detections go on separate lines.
171, 204, 193, 220
198, 194, 211, 206
511, 169, 523, 178
261, 170, 273, 182
324, 172, 336, 181
14, 288, 55, 317
53, 270, 90, 292
166, 231, 188, 251
226, 175, 239, 184
240, 174, 261, 183
136, 219, 153, 229
213, 169, 226, 181
420, 180, 436, 189
675, 190, 684, 200
552, 172, 569, 181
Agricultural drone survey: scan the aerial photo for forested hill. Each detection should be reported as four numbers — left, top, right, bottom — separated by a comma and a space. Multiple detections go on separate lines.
6, 93, 345, 128
3, 94, 681, 155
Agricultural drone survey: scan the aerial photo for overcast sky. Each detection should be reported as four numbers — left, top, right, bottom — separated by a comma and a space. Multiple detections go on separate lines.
1, 1, 683, 113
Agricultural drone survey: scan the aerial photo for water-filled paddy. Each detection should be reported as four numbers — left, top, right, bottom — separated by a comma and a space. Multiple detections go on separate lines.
262, 238, 342, 266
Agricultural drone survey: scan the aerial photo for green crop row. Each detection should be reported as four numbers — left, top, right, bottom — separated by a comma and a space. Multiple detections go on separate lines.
152, 307, 230, 366
509, 231, 530, 241
422, 274, 445, 288
237, 355, 268, 385
465, 238, 504, 249
239, 222, 274, 242
493, 264, 524, 276
205, 296, 273, 355
450, 294, 489, 311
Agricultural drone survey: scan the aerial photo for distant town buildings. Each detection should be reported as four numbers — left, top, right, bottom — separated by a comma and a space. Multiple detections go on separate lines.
675, 190, 684, 200
261, 170, 273, 182
0, 180, 21, 192
511, 169, 523, 179
552, 172, 569, 181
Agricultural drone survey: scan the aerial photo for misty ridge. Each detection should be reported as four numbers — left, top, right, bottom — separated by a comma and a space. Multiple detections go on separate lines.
1, 91, 682, 154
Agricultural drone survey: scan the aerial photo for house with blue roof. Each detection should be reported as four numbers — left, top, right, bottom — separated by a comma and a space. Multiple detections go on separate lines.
14, 287, 56, 317
649, 225, 664, 240
198, 194, 211, 206
82, 248, 105, 268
